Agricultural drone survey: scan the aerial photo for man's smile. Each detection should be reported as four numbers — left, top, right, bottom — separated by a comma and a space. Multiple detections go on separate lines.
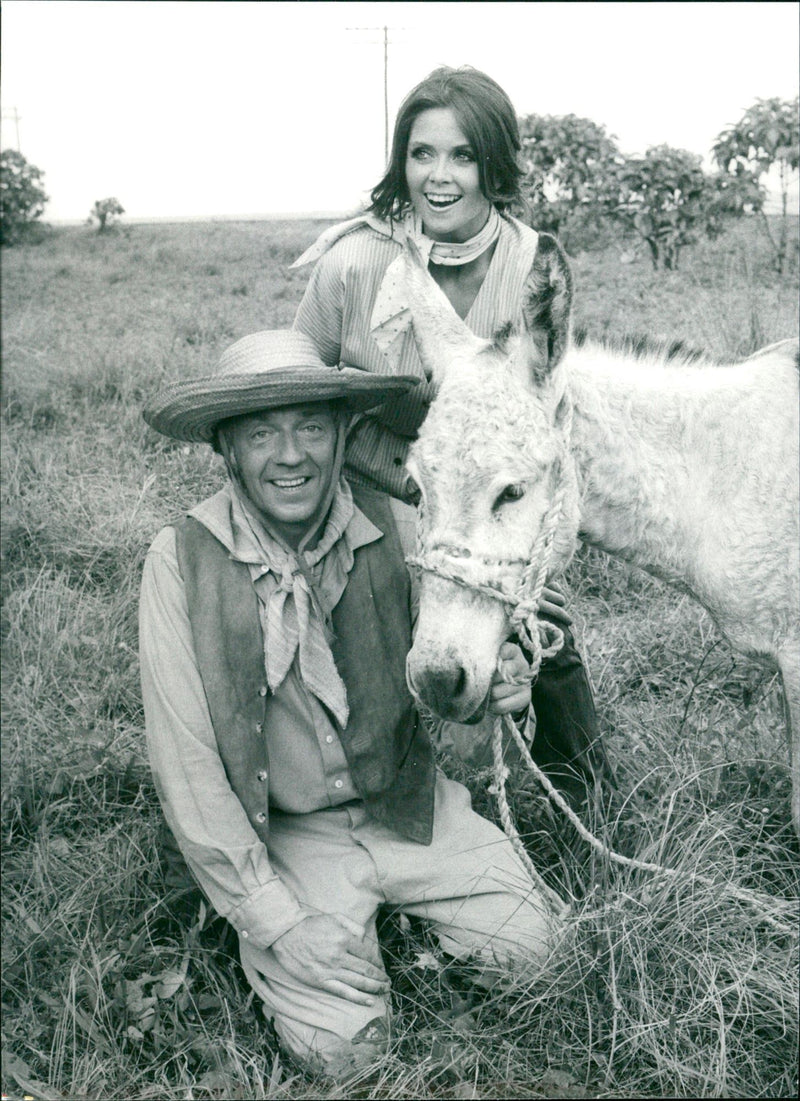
270, 475, 312, 490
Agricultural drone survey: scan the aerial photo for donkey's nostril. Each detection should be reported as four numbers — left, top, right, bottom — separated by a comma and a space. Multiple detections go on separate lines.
453, 665, 466, 697
422, 665, 468, 714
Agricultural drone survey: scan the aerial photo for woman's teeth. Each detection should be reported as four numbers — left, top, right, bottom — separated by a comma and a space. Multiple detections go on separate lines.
426, 194, 461, 210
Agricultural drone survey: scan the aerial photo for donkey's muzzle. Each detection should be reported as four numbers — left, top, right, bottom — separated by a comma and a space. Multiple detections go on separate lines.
407, 649, 485, 722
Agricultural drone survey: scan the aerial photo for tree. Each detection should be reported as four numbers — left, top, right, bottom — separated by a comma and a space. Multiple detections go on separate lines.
518, 113, 621, 247
90, 197, 125, 233
712, 97, 799, 274
0, 149, 48, 245
612, 145, 741, 270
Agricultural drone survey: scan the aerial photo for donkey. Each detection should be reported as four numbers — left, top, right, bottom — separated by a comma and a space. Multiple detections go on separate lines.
402, 234, 800, 835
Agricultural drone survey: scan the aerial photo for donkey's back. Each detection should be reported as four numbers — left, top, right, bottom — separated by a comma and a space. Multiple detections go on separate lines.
690, 338, 798, 659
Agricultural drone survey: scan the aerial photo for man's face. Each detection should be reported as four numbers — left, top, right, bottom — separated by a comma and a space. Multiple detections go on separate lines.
227, 403, 339, 548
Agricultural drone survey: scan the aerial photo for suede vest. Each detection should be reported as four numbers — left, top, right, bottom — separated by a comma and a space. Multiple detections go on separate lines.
175, 485, 435, 845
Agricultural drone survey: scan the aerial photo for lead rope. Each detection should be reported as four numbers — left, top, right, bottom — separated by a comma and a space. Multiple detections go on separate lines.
489, 467, 571, 919
409, 402, 797, 935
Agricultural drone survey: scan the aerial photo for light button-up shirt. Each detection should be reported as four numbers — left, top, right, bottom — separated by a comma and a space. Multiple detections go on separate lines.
140, 483, 385, 947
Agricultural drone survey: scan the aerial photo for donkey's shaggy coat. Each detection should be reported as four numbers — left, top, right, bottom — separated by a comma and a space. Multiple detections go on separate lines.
403, 234, 800, 834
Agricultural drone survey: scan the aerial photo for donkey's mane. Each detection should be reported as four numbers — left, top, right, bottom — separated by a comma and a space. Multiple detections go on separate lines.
489, 323, 712, 366
572, 327, 710, 366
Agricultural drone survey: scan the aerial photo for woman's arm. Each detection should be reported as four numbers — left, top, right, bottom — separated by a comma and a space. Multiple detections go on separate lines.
292, 249, 344, 367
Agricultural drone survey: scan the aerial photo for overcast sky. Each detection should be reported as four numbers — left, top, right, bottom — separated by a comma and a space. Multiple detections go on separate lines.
2, 0, 798, 221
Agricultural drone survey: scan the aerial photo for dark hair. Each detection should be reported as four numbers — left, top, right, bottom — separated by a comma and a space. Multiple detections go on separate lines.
369, 66, 525, 221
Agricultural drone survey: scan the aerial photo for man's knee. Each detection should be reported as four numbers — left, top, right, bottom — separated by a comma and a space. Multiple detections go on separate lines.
273, 1011, 390, 1078
433, 890, 565, 972
241, 939, 391, 1079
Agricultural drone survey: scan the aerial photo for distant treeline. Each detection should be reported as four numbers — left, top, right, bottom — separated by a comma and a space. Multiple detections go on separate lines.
518, 96, 799, 272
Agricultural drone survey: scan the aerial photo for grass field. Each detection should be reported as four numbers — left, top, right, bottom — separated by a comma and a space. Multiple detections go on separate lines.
2, 215, 799, 1100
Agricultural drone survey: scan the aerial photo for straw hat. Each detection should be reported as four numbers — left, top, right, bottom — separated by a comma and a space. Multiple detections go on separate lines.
143, 330, 419, 444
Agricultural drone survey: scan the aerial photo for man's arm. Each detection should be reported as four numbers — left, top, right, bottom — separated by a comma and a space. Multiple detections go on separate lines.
139, 527, 306, 949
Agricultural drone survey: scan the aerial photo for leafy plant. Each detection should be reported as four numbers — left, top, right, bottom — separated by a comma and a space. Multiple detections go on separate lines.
713, 97, 800, 274
90, 197, 126, 233
518, 117, 759, 267
0, 149, 48, 245
612, 145, 752, 270
519, 113, 621, 249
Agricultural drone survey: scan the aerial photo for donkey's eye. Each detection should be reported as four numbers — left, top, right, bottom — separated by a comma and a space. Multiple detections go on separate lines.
493, 484, 526, 510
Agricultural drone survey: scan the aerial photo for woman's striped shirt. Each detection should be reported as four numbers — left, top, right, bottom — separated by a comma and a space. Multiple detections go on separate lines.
293, 214, 539, 500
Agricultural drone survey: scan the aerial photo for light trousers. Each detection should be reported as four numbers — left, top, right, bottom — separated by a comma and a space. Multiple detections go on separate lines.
239, 772, 563, 1073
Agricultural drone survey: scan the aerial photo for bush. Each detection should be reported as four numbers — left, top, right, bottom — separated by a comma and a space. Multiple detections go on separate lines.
0, 150, 49, 246
89, 198, 126, 233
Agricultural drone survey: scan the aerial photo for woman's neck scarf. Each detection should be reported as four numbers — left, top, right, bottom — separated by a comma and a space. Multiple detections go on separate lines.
291, 206, 503, 366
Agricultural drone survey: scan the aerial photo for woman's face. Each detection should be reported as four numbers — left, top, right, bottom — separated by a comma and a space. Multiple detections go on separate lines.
405, 107, 491, 243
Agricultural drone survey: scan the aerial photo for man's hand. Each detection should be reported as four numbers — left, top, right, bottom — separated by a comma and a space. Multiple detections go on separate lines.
538, 581, 572, 626
270, 913, 390, 1006
488, 641, 531, 717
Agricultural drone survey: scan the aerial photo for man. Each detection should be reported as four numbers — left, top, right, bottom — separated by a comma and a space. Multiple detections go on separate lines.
140, 330, 563, 1077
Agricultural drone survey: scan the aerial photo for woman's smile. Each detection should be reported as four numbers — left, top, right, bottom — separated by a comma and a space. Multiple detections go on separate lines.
425, 193, 462, 211
405, 107, 491, 243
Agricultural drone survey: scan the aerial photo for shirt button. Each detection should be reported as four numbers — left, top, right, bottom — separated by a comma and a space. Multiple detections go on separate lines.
257, 770, 267, 782
334, 779, 343, 789
255, 722, 263, 733
325, 735, 333, 744
258, 686, 268, 697
240, 929, 249, 939
255, 811, 267, 823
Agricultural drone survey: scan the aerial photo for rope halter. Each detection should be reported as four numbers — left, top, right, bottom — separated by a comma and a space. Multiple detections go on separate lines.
407, 400, 574, 685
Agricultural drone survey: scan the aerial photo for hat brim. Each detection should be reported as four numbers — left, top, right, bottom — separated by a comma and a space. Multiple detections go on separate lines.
143, 368, 420, 444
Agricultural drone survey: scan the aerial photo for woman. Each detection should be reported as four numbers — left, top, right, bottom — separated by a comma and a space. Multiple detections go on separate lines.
292, 66, 611, 798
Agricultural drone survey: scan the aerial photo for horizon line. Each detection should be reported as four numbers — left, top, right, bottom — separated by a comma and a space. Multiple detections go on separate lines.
49, 210, 353, 227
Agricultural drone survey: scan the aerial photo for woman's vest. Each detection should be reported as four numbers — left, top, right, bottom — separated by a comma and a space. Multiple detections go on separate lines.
175, 485, 436, 845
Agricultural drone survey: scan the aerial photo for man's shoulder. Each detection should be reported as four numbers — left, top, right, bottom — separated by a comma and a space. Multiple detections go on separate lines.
145, 487, 234, 567
349, 482, 394, 521
147, 524, 178, 559
347, 483, 418, 566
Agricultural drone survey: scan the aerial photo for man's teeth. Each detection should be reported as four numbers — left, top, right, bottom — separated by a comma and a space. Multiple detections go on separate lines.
273, 477, 307, 488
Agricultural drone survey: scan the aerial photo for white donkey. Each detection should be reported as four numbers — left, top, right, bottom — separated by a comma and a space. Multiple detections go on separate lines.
402, 235, 800, 835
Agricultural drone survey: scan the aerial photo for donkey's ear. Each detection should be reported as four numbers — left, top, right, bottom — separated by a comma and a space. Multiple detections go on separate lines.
402, 234, 487, 384
521, 234, 573, 385
404, 232, 426, 270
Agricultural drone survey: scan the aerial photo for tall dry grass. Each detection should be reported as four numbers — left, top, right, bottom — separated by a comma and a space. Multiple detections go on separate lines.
2, 216, 798, 1100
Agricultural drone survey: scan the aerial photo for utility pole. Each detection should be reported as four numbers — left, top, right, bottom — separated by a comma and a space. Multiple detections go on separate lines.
1, 107, 22, 152
346, 25, 407, 166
